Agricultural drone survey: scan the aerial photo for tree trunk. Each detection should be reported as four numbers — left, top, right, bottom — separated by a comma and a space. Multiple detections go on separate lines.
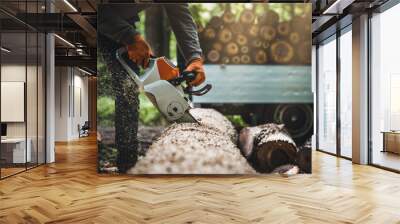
127, 109, 255, 174
239, 123, 298, 173
145, 6, 170, 57
97, 35, 139, 173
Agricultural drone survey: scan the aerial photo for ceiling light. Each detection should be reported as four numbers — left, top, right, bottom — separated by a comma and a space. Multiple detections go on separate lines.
78, 67, 92, 76
54, 34, 75, 48
1, 47, 11, 53
63, 0, 78, 12
323, 0, 354, 15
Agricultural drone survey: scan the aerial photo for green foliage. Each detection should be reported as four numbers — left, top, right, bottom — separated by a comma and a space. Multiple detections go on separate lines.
139, 93, 166, 126
136, 11, 146, 35
97, 94, 166, 127
97, 96, 115, 127
169, 32, 177, 63
226, 115, 249, 128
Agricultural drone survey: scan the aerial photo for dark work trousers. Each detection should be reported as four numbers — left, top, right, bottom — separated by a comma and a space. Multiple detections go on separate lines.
98, 34, 139, 173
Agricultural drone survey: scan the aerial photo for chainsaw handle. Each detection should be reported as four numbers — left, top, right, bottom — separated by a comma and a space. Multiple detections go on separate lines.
184, 84, 212, 96
168, 71, 197, 86
116, 47, 144, 90
181, 71, 197, 82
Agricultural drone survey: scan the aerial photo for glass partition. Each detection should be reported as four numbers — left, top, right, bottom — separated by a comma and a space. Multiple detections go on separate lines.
317, 36, 337, 154
339, 28, 352, 158
1, 31, 28, 177
0, 1, 46, 179
371, 4, 400, 171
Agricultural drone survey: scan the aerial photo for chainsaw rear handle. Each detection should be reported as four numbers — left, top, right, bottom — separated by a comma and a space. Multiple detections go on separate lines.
115, 47, 146, 90
184, 84, 212, 96
168, 71, 196, 86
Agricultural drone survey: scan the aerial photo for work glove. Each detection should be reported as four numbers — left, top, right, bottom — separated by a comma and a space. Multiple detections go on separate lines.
184, 58, 206, 87
127, 34, 153, 69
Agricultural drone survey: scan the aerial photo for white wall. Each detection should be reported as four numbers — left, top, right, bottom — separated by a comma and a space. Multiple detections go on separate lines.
55, 67, 89, 141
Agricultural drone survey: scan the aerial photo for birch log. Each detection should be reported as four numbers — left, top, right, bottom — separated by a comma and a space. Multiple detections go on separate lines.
239, 123, 298, 173
128, 109, 255, 174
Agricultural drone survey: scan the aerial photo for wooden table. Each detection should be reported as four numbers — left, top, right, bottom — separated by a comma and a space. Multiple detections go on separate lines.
1, 138, 31, 163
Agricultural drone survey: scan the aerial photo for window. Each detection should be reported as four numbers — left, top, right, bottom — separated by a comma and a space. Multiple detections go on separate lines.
317, 36, 337, 154
370, 3, 400, 171
339, 28, 352, 158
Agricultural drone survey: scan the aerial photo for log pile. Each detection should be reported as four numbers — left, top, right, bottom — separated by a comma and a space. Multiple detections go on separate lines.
198, 5, 311, 65
127, 108, 255, 174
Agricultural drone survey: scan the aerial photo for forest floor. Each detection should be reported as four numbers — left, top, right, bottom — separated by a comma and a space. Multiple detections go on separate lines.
137, 125, 165, 155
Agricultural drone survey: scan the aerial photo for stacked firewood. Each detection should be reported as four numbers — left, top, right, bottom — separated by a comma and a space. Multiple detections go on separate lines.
198, 5, 311, 65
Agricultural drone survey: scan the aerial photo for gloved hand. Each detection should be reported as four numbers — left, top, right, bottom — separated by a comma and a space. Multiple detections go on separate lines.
184, 58, 205, 86
127, 34, 153, 68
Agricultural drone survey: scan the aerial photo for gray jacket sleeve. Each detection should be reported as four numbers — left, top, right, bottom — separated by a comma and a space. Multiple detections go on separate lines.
97, 4, 141, 45
163, 4, 203, 64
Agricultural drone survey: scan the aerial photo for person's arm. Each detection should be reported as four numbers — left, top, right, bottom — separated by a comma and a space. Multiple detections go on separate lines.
163, 4, 203, 64
97, 4, 140, 45
98, 4, 153, 68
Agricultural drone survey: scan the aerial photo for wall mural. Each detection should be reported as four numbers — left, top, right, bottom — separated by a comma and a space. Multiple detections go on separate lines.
97, 3, 313, 175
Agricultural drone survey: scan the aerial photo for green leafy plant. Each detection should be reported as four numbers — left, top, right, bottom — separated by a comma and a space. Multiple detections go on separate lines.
97, 96, 115, 127
139, 93, 166, 126
226, 115, 249, 128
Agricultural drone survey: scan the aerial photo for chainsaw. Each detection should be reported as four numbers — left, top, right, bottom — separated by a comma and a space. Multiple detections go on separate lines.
116, 48, 212, 123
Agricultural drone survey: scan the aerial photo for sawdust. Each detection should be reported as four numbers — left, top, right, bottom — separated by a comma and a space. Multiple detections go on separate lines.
190, 108, 238, 143
127, 109, 255, 174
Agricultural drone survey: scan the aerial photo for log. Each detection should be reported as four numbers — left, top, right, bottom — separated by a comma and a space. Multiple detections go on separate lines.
240, 54, 251, 64
290, 15, 307, 34
248, 24, 260, 38
258, 9, 280, 27
203, 26, 217, 40
240, 46, 249, 54
225, 42, 239, 56
127, 108, 255, 174
207, 50, 220, 64
250, 38, 263, 48
218, 28, 233, 44
297, 141, 311, 173
222, 6, 235, 25
289, 32, 301, 46
296, 41, 311, 64
236, 34, 248, 46
240, 8, 256, 25
239, 123, 298, 173
221, 56, 230, 64
260, 25, 276, 42
270, 40, 294, 64
229, 22, 245, 35
232, 56, 241, 64
253, 50, 268, 64
212, 42, 223, 51
277, 21, 290, 37
262, 41, 270, 50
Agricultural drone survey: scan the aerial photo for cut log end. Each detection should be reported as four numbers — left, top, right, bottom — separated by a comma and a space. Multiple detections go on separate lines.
239, 123, 299, 173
